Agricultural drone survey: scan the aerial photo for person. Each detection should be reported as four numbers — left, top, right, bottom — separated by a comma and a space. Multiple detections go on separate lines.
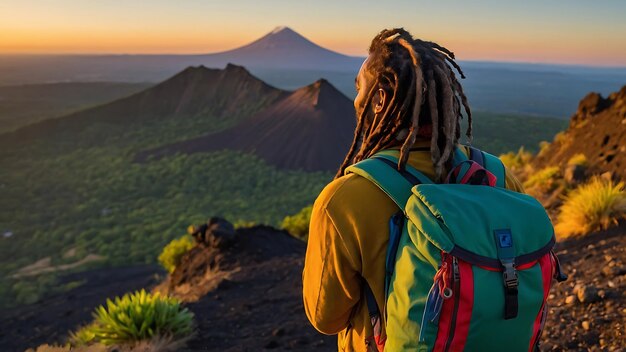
302, 28, 523, 352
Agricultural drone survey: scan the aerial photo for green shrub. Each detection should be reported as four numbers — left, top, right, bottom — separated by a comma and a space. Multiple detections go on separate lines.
71, 289, 194, 346
567, 153, 588, 167
281, 205, 313, 240
555, 177, 626, 238
523, 166, 560, 191
158, 235, 195, 273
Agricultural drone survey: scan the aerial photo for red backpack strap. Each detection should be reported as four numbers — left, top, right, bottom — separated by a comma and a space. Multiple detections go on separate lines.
445, 159, 498, 186
455, 145, 506, 188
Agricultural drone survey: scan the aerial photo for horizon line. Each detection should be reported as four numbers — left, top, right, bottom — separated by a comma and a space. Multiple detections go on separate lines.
1, 52, 625, 70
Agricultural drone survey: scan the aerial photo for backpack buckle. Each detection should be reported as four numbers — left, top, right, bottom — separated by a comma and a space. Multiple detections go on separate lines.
501, 259, 519, 319
501, 260, 518, 289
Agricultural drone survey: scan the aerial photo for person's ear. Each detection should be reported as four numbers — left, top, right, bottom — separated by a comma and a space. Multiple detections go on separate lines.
374, 88, 386, 114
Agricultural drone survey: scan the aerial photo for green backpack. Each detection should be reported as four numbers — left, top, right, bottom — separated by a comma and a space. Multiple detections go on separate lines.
346, 146, 567, 352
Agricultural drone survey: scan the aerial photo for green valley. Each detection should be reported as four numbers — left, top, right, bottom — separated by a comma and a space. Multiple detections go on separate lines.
0, 66, 566, 308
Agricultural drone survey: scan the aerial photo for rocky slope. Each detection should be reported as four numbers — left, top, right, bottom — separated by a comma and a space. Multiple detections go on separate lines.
532, 85, 626, 180
156, 219, 335, 351
524, 85, 626, 350
543, 224, 625, 351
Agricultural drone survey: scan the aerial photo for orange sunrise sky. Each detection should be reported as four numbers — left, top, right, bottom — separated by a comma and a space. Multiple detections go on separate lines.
1, 0, 625, 67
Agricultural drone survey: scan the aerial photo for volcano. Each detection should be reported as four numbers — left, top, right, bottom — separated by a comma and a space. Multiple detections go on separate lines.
135, 77, 357, 172
195, 26, 363, 71
0, 27, 364, 86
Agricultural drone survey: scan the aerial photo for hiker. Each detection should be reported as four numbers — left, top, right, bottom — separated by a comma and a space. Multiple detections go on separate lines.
303, 28, 564, 352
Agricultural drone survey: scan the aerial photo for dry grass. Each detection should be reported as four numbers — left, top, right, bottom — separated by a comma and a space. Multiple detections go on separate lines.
524, 166, 560, 192
12, 254, 105, 278
499, 147, 533, 171
555, 177, 626, 238
567, 153, 588, 167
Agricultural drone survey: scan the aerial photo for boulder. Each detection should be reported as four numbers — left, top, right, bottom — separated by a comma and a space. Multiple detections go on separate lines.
190, 217, 236, 248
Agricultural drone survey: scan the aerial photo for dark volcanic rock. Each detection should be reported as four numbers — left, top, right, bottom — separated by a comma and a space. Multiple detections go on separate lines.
541, 224, 626, 351
0, 265, 163, 351
189, 217, 236, 248
159, 224, 336, 351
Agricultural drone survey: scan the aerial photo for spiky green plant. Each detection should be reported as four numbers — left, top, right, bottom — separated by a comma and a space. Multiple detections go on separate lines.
71, 289, 194, 346
555, 177, 626, 238
158, 235, 195, 273
281, 205, 313, 240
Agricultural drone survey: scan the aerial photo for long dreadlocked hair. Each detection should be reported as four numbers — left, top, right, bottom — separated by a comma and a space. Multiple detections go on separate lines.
335, 28, 471, 181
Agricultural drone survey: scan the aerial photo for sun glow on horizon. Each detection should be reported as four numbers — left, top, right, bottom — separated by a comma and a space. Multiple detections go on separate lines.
1, 0, 625, 67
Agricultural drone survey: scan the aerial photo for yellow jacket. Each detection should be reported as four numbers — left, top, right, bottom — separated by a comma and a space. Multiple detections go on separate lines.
302, 141, 524, 351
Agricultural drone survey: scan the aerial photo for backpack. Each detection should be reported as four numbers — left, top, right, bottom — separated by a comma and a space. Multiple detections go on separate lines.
346, 145, 567, 352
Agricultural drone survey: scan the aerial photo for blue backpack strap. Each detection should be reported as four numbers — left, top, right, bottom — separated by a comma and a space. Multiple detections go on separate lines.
468, 146, 484, 166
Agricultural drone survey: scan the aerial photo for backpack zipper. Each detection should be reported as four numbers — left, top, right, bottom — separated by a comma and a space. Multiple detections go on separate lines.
443, 256, 461, 352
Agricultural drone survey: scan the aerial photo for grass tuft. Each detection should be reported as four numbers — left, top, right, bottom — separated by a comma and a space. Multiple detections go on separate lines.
555, 177, 626, 238
523, 166, 560, 192
500, 147, 533, 170
567, 153, 588, 167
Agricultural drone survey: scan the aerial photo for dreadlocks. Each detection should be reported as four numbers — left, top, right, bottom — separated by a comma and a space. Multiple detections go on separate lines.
335, 28, 471, 181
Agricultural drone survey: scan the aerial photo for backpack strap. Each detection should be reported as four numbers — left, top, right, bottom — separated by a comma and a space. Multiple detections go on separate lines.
345, 151, 432, 211
346, 151, 431, 344
466, 146, 506, 189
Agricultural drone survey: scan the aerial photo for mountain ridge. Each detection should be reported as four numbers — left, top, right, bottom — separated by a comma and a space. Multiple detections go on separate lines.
134, 75, 356, 172
0, 64, 287, 144
531, 85, 626, 180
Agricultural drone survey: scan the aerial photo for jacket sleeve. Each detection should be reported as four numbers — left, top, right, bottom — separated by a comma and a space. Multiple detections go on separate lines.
302, 189, 361, 335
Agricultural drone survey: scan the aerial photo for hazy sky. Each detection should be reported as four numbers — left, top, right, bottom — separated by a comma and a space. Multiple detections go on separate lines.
1, 0, 625, 66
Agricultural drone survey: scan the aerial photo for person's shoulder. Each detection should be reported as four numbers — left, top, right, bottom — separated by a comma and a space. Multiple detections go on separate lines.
313, 173, 390, 213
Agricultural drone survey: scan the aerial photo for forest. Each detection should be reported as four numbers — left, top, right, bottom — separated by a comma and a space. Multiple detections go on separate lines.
0, 104, 564, 307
